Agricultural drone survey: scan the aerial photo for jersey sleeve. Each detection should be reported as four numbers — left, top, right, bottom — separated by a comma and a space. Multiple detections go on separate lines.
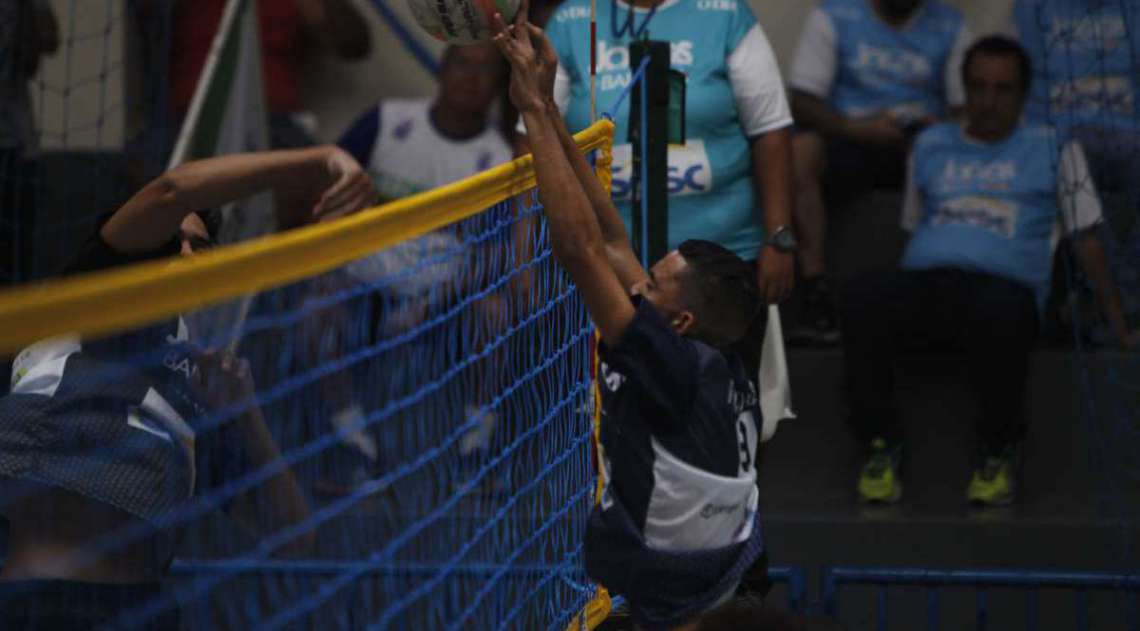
789, 7, 838, 100
727, 23, 794, 137
1057, 140, 1104, 234
943, 22, 972, 108
600, 298, 699, 429
337, 106, 381, 169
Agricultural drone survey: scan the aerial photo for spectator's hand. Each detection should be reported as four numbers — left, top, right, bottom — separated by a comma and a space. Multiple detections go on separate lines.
194, 350, 257, 410
491, 1, 548, 113
1114, 325, 1140, 351
313, 146, 376, 222
844, 113, 909, 150
757, 246, 794, 304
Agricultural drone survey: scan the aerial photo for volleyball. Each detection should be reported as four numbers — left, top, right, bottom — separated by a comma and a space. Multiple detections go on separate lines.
406, 0, 522, 45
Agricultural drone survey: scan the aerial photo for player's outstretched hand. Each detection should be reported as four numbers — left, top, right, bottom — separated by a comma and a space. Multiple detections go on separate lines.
313, 146, 377, 222
194, 350, 257, 410
491, 1, 547, 113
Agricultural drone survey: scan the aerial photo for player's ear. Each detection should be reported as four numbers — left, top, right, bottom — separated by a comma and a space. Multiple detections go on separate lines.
671, 310, 696, 337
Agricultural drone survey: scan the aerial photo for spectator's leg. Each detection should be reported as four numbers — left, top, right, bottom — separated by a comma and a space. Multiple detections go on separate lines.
839, 270, 919, 445
792, 131, 828, 280
963, 273, 1039, 455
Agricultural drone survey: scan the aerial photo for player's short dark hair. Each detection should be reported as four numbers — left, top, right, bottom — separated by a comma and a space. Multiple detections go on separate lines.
961, 35, 1033, 94
676, 239, 761, 348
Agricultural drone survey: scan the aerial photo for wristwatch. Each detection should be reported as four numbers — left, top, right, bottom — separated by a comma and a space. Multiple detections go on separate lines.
766, 226, 798, 253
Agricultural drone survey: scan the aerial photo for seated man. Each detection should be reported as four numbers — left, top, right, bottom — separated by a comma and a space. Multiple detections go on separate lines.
0, 145, 375, 628
842, 36, 1137, 507
788, 0, 971, 343
1011, 0, 1140, 342
493, 12, 764, 630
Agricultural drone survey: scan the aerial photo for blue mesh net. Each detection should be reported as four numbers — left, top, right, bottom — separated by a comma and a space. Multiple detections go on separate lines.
0, 189, 601, 629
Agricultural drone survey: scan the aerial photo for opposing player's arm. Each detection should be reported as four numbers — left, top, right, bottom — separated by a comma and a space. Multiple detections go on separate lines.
493, 11, 636, 347
544, 95, 648, 291
101, 146, 375, 253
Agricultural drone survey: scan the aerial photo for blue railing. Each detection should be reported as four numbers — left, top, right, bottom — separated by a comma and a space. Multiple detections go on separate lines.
821, 566, 1140, 631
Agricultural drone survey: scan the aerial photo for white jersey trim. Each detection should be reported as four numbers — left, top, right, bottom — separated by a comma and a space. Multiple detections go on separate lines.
728, 24, 794, 137
643, 437, 757, 552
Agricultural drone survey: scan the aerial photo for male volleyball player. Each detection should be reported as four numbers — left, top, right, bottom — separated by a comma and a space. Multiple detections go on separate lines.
493, 10, 764, 630
0, 145, 374, 628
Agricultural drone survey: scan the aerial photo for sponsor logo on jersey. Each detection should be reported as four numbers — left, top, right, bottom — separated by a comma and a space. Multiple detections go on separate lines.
700, 501, 741, 518
932, 196, 1019, 239
696, 0, 736, 12
1050, 76, 1134, 116
939, 158, 1017, 191
554, 5, 590, 22
609, 140, 713, 199
1048, 14, 1127, 54
850, 42, 933, 81
596, 40, 694, 91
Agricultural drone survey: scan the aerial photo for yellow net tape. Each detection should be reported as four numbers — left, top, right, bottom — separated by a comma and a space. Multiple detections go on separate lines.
0, 120, 615, 357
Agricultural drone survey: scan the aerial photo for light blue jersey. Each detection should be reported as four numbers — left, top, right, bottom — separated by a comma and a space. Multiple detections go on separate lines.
1014, 0, 1140, 133
903, 122, 1090, 308
544, 0, 791, 260
816, 0, 964, 119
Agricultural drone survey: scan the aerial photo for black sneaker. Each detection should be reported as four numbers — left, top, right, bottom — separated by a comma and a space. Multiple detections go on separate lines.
789, 277, 841, 345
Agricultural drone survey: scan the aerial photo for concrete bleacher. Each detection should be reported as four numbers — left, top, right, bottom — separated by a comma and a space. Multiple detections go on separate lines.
759, 188, 1140, 628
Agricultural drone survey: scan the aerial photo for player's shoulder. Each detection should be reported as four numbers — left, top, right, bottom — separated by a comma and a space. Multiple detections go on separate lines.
913, 121, 961, 152
548, 0, 592, 26
1017, 122, 1064, 149
381, 97, 431, 117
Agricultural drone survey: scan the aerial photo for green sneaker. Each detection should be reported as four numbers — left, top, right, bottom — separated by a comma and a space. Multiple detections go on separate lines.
967, 444, 1019, 506
857, 438, 903, 504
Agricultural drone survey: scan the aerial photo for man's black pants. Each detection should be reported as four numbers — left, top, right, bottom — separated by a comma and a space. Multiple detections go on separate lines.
840, 267, 1039, 454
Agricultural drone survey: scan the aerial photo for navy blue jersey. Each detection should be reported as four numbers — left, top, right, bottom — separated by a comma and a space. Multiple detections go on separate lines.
1, 227, 246, 527
586, 297, 763, 628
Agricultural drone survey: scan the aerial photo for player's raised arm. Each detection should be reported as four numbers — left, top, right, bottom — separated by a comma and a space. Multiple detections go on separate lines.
101, 146, 376, 254
524, 24, 649, 292
492, 8, 635, 346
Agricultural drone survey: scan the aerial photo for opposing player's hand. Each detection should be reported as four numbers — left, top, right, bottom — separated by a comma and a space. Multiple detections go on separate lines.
313, 146, 376, 222
757, 246, 794, 304
491, 1, 547, 113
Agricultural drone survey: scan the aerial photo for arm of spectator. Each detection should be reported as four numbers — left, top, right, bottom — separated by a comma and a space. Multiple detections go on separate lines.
101, 146, 376, 254
195, 351, 316, 555
728, 21, 794, 303
900, 151, 921, 232
944, 23, 973, 118
751, 129, 795, 304
1059, 141, 1138, 349
296, 0, 372, 60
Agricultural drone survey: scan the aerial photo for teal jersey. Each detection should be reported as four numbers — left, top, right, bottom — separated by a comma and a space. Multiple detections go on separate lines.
545, 0, 792, 260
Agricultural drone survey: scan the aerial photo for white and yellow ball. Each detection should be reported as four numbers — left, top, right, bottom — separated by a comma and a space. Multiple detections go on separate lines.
407, 0, 522, 45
